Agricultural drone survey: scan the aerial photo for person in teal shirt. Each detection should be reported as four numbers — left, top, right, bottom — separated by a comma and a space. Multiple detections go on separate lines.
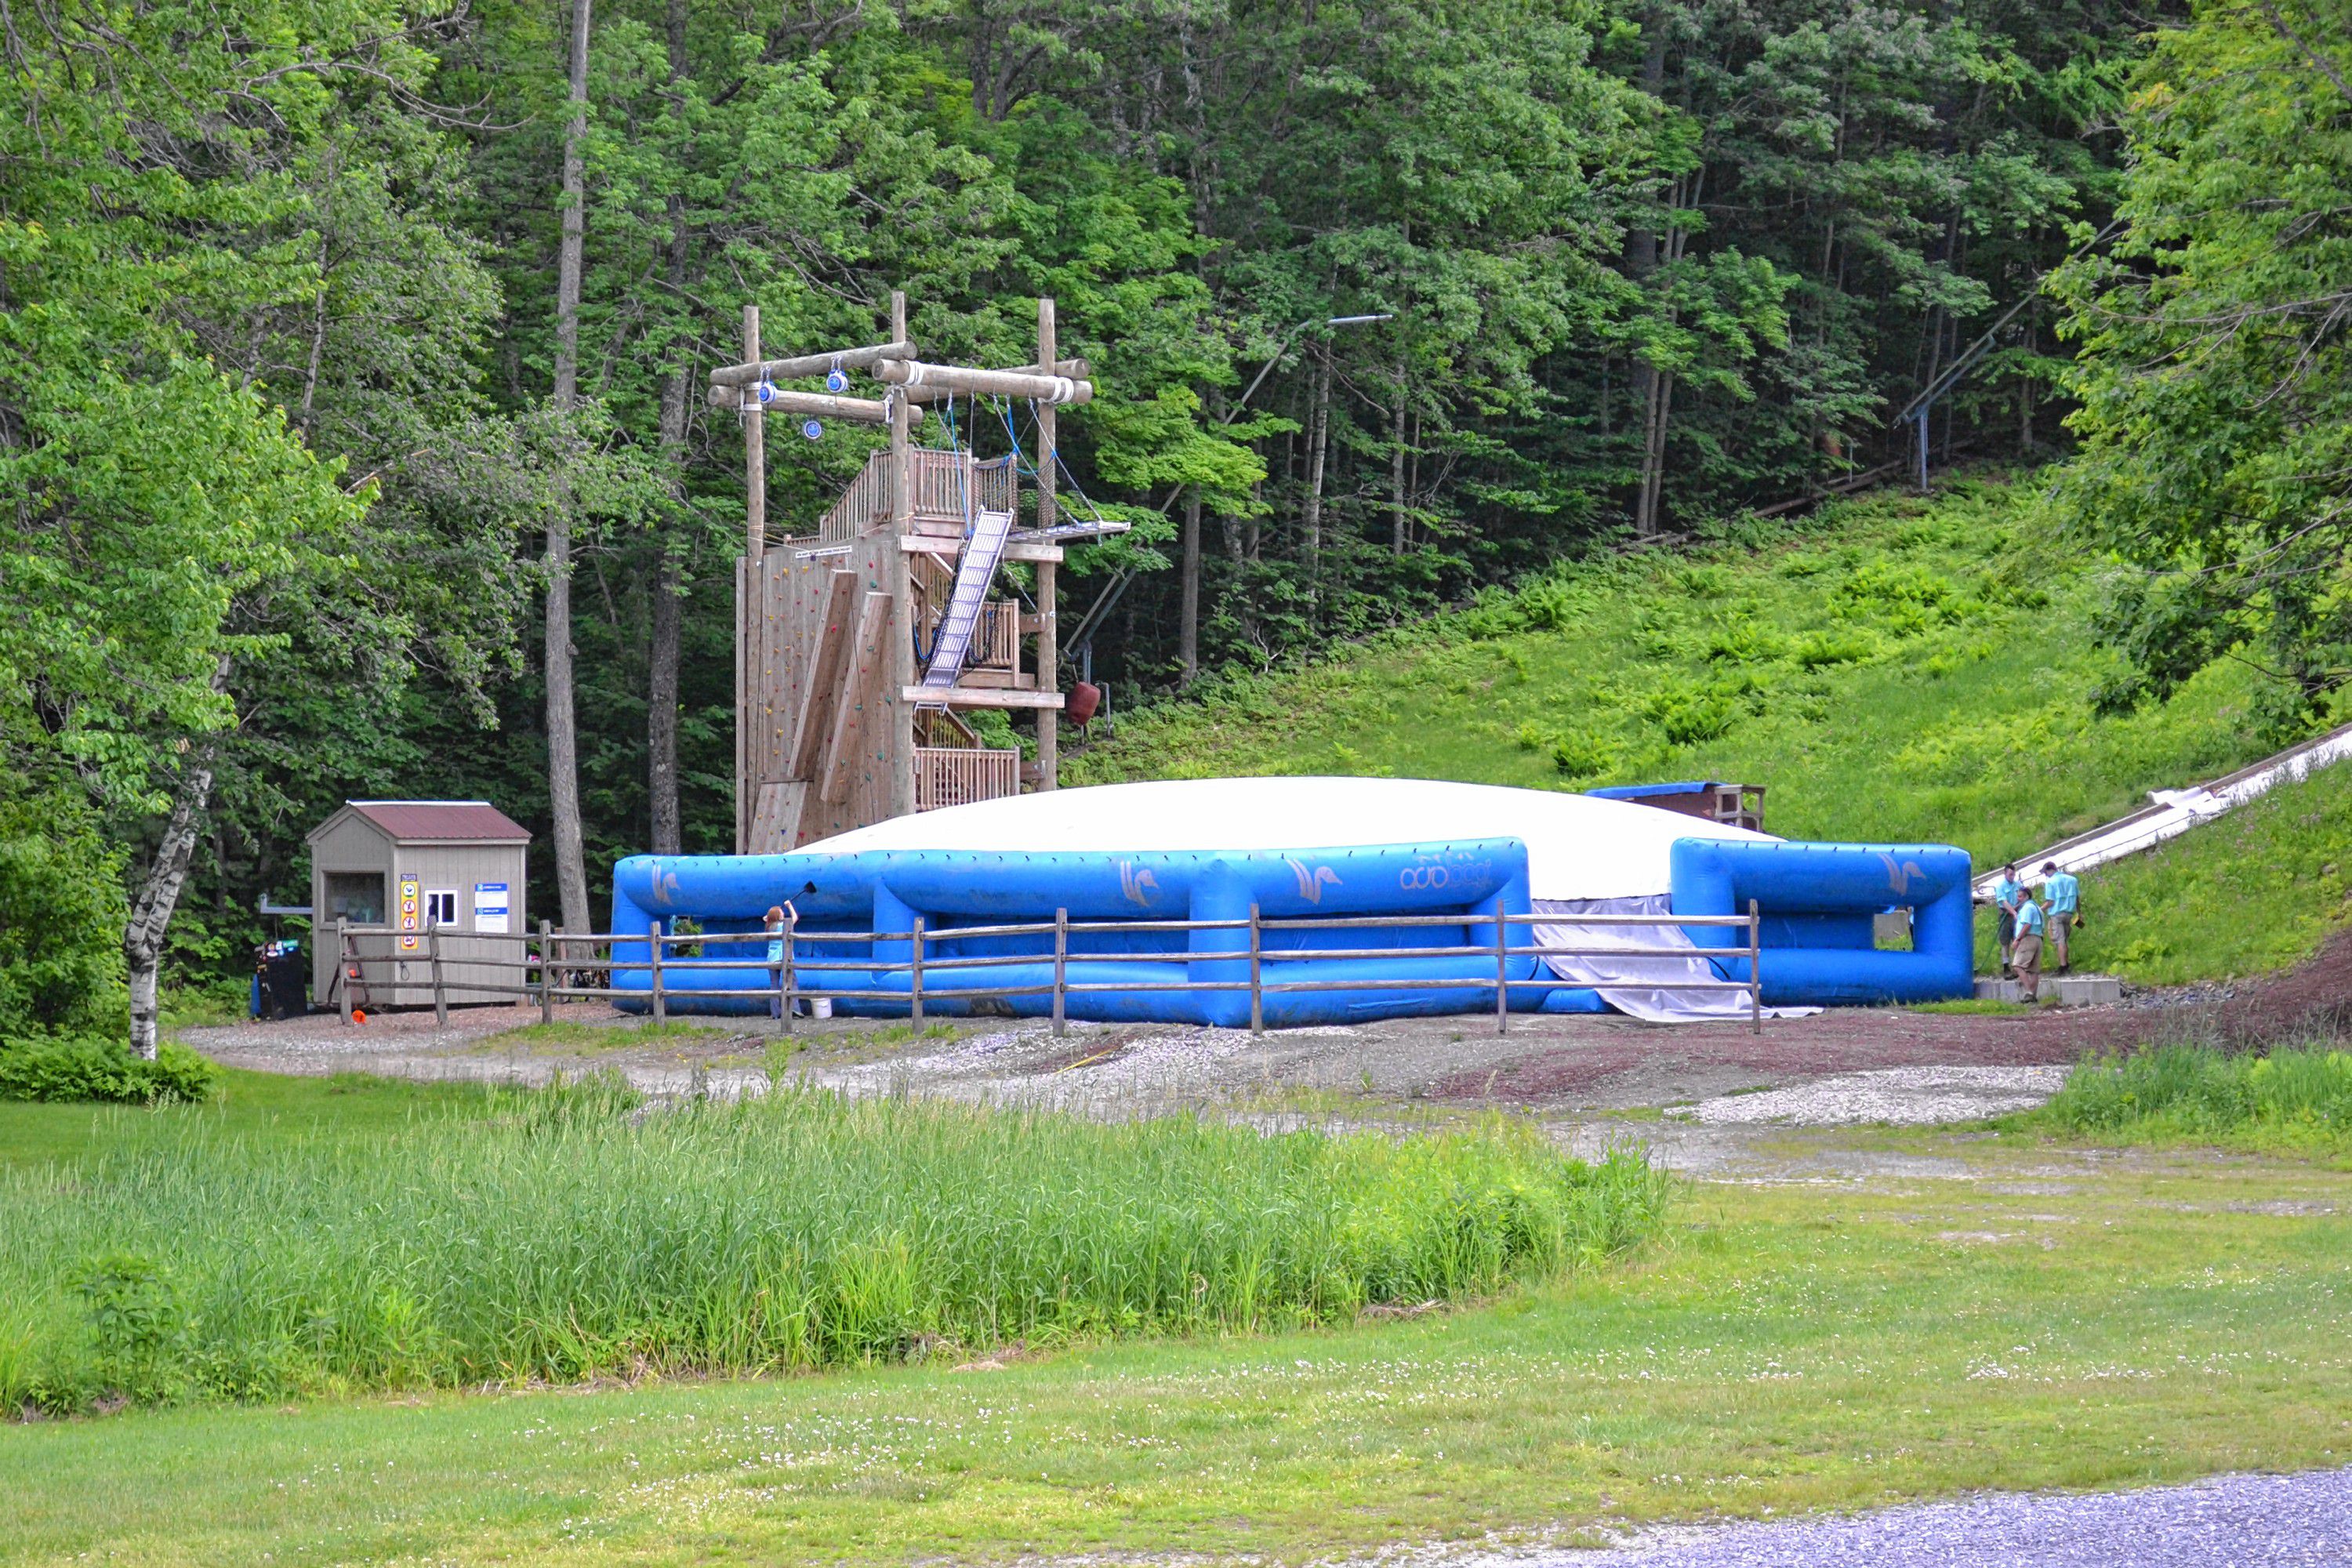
764, 901, 797, 1020
2010, 891, 2047, 1000
1990, 863, 2024, 977
2038, 862, 2080, 971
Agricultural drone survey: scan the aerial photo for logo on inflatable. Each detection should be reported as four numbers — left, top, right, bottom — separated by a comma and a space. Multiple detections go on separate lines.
1118, 861, 1160, 906
1283, 857, 1342, 903
1397, 865, 1451, 892
1878, 852, 1928, 897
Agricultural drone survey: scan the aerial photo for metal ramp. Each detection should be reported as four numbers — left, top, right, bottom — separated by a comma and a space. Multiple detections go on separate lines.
919, 506, 1016, 691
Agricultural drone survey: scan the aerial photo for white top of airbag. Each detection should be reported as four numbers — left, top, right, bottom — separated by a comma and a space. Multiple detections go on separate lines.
801, 775, 1774, 900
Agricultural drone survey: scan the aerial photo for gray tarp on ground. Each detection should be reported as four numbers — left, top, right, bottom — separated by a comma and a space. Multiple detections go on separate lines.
1533, 895, 1817, 1024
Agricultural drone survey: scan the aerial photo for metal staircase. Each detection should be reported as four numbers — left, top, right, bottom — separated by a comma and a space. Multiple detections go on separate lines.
918, 507, 1017, 692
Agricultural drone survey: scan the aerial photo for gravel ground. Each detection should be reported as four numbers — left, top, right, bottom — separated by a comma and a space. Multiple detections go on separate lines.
1669, 1065, 2071, 1126
1473, 1466, 2352, 1566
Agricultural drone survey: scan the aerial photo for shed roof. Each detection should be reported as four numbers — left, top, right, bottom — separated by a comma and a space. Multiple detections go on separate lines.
321, 800, 532, 844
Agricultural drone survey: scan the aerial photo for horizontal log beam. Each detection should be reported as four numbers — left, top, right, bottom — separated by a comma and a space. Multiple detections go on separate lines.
710, 339, 916, 389
902, 685, 1065, 711
901, 359, 1087, 402
702, 385, 927, 425
877, 361, 1093, 405
898, 533, 1062, 564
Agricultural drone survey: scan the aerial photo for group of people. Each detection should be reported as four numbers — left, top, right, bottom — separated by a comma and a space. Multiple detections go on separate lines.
1990, 861, 2082, 1000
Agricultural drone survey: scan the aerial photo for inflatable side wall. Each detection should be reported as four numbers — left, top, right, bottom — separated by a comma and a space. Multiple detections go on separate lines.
1669, 838, 1973, 1005
610, 839, 1549, 1027
609, 833, 1973, 1022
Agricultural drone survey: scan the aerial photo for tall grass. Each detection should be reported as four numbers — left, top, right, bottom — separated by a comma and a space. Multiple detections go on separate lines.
2034, 1042, 2352, 1162
0, 1084, 1667, 1414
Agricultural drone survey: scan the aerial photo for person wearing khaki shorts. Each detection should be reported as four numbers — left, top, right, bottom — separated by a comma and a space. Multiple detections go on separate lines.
2010, 893, 2047, 1002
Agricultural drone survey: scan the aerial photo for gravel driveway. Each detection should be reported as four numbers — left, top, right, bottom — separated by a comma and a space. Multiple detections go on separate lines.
1507, 1465, 2352, 1566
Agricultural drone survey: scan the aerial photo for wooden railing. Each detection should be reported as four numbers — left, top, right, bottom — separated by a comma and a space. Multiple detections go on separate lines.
972, 601, 1018, 669
913, 746, 1020, 811
804, 450, 1021, 547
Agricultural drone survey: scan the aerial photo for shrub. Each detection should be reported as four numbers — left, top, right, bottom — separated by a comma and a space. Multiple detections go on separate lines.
0, 1090, 1670, 1411
0, 1038, 219, 1104
2034, 1042, 2352, 1159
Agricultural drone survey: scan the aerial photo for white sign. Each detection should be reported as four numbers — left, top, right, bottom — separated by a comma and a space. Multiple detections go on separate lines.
474, 881, 511, 935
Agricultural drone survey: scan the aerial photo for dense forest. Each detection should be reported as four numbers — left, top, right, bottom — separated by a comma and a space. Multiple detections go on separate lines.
5, 0, 2350, 1040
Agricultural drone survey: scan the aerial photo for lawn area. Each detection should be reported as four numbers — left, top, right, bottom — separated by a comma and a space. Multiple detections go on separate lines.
0, 1067, 498, 1174
1068, 475, 2351, 987
4, 1131, 2347, 1566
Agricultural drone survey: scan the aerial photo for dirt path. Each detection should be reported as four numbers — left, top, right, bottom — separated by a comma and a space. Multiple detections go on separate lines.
180, 931, 2351, 1181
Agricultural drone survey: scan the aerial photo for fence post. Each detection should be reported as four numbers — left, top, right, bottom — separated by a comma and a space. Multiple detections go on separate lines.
779, 913, 797, 1036
1494, 904, 1509, 1036
1052, 907, 1068, 1038
1748, 897, 1762, 1036
650, 918, 667, 1025
538, 919, 554, 1024
336, 919, 354, 1024
1247, 903, 1263, 1036
910, 915, 925, 1026
429, 921, 448, 1028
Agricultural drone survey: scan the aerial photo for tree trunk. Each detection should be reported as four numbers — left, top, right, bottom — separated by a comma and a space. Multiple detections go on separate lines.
1178, 486, 1201, 684
1389, 386, 1408, 554
1301, 348, 1332, 614
646, 0, 690, 857
1635, 368, 1675, 536
546, 0, 593, 934
123, 753, 216, 1058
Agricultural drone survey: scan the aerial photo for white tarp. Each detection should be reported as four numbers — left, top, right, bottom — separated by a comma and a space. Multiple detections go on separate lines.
1533, 895, 1817, 1023
805, 775, 1771, 902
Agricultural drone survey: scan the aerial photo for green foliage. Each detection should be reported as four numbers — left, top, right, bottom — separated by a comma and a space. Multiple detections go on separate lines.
2050, 0, 2352, 724
0, 793, 125, 1039
2034, 1044, 2352, 1162
0, 1040, 218, 1105
0, 1087, 1666, 1412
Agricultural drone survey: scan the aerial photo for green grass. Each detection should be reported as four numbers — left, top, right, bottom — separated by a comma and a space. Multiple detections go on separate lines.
3, 1136, 2345, 1565
2029, 1043, 2352, 1164
470, 1019, 733, 1053
0, 1085, 1664, 1414
1070, 475, 2347, 985
0, 1067, 499, 1174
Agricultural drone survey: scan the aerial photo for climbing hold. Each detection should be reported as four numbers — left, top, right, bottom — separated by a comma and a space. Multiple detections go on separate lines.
802, 419, 823, 441
826, 367, 849, 392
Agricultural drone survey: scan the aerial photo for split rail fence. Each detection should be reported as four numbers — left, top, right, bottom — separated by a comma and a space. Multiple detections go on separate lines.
334, 905, 1764, 1036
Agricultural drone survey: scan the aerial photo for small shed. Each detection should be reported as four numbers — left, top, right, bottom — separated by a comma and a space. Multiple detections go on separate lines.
308, 800, 532, 1009
1584, 781, 1766, 834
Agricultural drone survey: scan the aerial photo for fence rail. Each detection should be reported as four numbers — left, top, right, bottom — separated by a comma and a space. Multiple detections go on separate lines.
333, 905, 1764, 1036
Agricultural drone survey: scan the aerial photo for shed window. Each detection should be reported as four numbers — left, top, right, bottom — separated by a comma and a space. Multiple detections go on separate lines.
324, 872, 386, 925
426, 890, 458, 927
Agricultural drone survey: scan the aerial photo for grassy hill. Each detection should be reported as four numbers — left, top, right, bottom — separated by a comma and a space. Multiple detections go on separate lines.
1068, 476, 2350, 986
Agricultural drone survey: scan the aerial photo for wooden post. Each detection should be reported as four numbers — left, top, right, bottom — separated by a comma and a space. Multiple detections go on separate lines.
429, 922, 448, 1028
1052, 907, 1068, 1037
1247, 902, 1263, 1036
886, 289, 918, 818
1494, 903, 1510, 1036
1749, 897, 1762, 1036
779, 913, 796, 1036
740, 304, 764, 853
650, 917, 666, 1025
1035, 296, 1059, 791
336, 919, 353, 1025
538, 918, 554, 1024
909, 913, 925, 1026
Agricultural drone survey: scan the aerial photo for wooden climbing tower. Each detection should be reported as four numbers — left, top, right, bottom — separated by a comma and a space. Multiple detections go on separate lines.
710, 293, 1125, 852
